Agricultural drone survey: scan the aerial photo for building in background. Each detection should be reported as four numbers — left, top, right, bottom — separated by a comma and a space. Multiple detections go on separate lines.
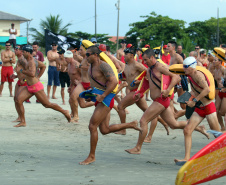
0, 11, 30, 46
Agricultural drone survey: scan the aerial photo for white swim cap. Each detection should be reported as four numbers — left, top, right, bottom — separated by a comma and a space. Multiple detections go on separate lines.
183, 56, 197, 69
64, 51, 73, 58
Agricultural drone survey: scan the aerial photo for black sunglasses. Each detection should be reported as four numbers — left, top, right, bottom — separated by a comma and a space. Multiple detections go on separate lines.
124, 48, 134, 54
86, 53, 96, 57
52, 44, 57, 46
6, 45, 11, 46
195, 48, 199, 50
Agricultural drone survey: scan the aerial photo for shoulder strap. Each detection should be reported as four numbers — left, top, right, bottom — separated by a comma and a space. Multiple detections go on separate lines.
149, 69, 161, 90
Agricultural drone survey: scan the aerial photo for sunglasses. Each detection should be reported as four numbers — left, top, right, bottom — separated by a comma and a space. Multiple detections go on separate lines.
195, 48, 199, 50
183, 61, 197, 69
124, 48, 134, 54
86, 53, 96, 57
6, 45, 11, 46
52, 45, 57, 46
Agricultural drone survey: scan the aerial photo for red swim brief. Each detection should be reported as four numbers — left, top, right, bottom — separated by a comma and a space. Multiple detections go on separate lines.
194, 102, 216, 118
27, 81, 44, 94
1, 66, 14, 82
17, 80, 27, 87
154, 96, 170, 109
81, 82, 91, 90
95, 98, 114, 110
131, 88, 138, 92
218, 91, 226, 99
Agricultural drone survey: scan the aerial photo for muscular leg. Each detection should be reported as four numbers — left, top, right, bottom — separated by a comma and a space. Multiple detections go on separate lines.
14, 87, 33, 127
47, 85, 51, 99
126, 102, 165, 154
116, 92, 143, 135
35, 89, 71, 122
0, 82, 5, 96
61, 87, 65, 105
12, 84, 21, 122
144, 118, 158, 143
79, 103, 111, 165
215, 95, 224, 130
69, 86, 79, 122
157, 116, 169, 135
80, 103, 141, 165
52, 85, 57, 99
218, 98, 226, 131
9, 82, 13, 97
174, 112, 204, 163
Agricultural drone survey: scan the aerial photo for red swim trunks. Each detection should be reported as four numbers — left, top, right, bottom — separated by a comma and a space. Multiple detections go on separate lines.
131, 88, 138, 92
218, 91, 226, 99
95, 98, 114, 110
194, 102, 216, 118
154, 96, 170, 109
27, 81, 44, 94
81, 82, 91, 90
1, 66, 14, 82
17, 80, 27, 87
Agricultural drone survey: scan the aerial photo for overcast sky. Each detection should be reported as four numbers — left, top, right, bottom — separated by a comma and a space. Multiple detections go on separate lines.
2, 0, 226, 41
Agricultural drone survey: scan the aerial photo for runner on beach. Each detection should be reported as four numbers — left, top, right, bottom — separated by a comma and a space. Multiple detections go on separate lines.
13, 45, 71, 127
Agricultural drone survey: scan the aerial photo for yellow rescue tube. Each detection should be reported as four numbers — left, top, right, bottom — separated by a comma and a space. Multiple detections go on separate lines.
213, 47, 225, 62
169, 64, 215, 100
81, 40, 118, 93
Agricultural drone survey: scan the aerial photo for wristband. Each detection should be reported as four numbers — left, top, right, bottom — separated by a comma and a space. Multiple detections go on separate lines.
20, 69, 23, 73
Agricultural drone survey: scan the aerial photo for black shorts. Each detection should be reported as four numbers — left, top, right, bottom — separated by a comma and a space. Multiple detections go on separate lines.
9, 39, 16, 49
59, 72, 70, 88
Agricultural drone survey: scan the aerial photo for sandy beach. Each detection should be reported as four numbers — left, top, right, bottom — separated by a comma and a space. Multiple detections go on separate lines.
0, 62, 225, 185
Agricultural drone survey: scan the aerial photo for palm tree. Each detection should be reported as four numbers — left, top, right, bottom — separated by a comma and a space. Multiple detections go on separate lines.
29, 14, 72, 47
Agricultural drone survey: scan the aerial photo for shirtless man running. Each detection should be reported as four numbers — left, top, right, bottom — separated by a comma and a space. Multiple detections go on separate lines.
117, 40, 127, 63
174, 57, 221, 165
168, 41, 186, 114
0, 41, 16, 97
64, 51, 82, 122
213, 57, 226, 131
115, 47, 148, 135
126, 50, 209, 155
14, 45, 71, 127
79, 45, 141, 165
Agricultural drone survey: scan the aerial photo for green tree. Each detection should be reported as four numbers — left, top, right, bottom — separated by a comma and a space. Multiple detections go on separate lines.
125, 12, 187, 48
29, 14, 72, 47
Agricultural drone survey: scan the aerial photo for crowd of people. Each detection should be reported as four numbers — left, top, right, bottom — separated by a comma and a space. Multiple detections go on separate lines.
0, 37, 225, 166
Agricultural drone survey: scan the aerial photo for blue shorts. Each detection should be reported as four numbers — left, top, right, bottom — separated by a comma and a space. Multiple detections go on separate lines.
48, 66, 60, 86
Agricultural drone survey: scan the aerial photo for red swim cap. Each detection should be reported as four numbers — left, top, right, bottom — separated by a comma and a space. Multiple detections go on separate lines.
127, 44, 132, 48
144, 44, 150, 48
99, 44, 106, 52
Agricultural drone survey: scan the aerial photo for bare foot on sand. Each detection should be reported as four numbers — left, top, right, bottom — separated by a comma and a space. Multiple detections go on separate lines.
125, 108, 129, 114
71, 116, 79, 123
14, 122, 26, 127
144, 137, 152, 143
12, 118, 21, 122
52, 96, 57, 99
125, 147, 141, 154
62, 102, 66, 105
199, 125, 210, 139
174, 158, 187, 166
115, 130, 126, 135
79, 156, 95, 165
64, 110, 71, 122
10, 94, 14, 97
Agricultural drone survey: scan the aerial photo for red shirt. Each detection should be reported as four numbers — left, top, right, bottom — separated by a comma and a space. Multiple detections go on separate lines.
35, 51, 44, 62
161, 54, 171, 65
139, 54, 148, 68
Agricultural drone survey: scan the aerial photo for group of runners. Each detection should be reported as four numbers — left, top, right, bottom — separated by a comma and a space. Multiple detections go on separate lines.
0, 38, 225, 166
